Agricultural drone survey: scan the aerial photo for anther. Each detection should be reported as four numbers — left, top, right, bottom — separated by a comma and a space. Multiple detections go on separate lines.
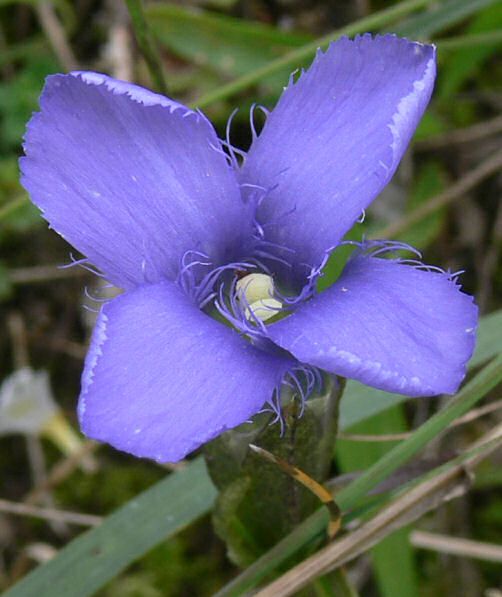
236, 273, 282, 323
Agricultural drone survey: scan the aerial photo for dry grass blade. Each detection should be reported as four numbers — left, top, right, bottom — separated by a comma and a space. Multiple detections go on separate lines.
411, 531, 502, 563
0, 499, 102, 528
9, 264, 88, 285
255, 425, 502, 597
35, 1, 78, 71
23, 441, 99, 505
416, 114, 502, 150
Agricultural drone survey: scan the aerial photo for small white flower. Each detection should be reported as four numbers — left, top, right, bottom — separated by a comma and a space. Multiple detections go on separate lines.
0, 368, 57, 436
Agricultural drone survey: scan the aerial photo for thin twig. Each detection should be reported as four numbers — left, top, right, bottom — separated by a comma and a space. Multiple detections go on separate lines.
7, 312, 29, 369
415, 114, 502, 151
339, 399, 502, 442
108, 0, 133, 81
25, 436, 69, 536
35, 1, 78, 71
0, 498, 102, 527
7, 314, 69, 535
28, 334, 87, 360
9, 264, 88, 285
24, 441, 99, 505
410, 531, 502, 563
374, 149, 502, 240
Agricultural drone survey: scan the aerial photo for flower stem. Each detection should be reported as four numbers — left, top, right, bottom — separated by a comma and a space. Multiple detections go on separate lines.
124, 0, 168, 95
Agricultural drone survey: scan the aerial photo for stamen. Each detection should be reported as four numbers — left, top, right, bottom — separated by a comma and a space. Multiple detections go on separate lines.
357, 209, 366, 224
236, 273, 283, 323
60, 253, 105, 278
236, 273, 274, 304
249, 103, 258, 140
259, 365, 323, 436
244, 298, 283, 323
176, 250, 255, 309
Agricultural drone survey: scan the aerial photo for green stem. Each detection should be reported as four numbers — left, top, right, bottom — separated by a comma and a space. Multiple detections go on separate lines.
192, 0, 436, 109
125, 0, 168, 94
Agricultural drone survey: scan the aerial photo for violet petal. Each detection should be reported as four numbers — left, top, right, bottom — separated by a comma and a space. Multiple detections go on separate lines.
79, 281, 291, 462
21, 72, 252, 289
268, 255, 477, 396
242, 35, 436, 283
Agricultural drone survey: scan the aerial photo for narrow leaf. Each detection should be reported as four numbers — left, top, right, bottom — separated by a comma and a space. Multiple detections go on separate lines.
3, 458, 216, 597
392, 0, 499, 38
147, 4, 310, 83
191, 0, 438, 109
337, 408, 418, 597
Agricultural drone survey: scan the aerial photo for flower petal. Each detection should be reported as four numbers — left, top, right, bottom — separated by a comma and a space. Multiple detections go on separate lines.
242, 35, 436, 283
268, 255, 477, 396
79, 282, 291, 462
21, 72, 252, 289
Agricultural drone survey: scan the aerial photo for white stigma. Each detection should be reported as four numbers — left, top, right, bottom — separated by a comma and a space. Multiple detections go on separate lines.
236, 273, 282, 323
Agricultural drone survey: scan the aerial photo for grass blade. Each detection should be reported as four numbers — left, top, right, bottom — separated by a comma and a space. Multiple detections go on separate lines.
337, 407, 418, 597
191, 0, 437, 109
256, 430, 502, 596
216, 353, 502, 596
3, 458, 216, 597
125, 0, 168, 94
393, 0, 499, 38
147, 3, 310, 83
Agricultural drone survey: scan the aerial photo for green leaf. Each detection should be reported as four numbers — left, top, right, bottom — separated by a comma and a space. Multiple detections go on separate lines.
438, 4, 502, 98
3, 458, 216, 597
147, 4, 310, 88
392, 0, 500, 38
413, 110, 449, 141
399, 161, 447, 250
436, 29, 502, 51
337, 408, 419, 597
191, 0, 439, 109
0, 54, 59, 150
340, 354, 502, 510
0, 262, 13, 300
0, 197, 41, 235
125, 0, 168, 95
339, 308, 502, 430
471, 309, 502, 368
0, 0, 77, 33
0, 36, 48, 70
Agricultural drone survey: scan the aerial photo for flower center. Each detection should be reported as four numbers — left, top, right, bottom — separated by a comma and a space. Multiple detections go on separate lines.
235, 273, 283, 323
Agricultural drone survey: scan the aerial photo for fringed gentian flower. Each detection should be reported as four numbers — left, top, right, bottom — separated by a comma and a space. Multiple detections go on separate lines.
21, 35, 477, 463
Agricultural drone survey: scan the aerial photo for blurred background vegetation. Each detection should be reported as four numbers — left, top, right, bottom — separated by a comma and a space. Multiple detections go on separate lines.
0, 0, 501, 596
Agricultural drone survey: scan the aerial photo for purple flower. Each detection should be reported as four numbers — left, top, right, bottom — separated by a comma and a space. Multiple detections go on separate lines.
20, 35, 477, 463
